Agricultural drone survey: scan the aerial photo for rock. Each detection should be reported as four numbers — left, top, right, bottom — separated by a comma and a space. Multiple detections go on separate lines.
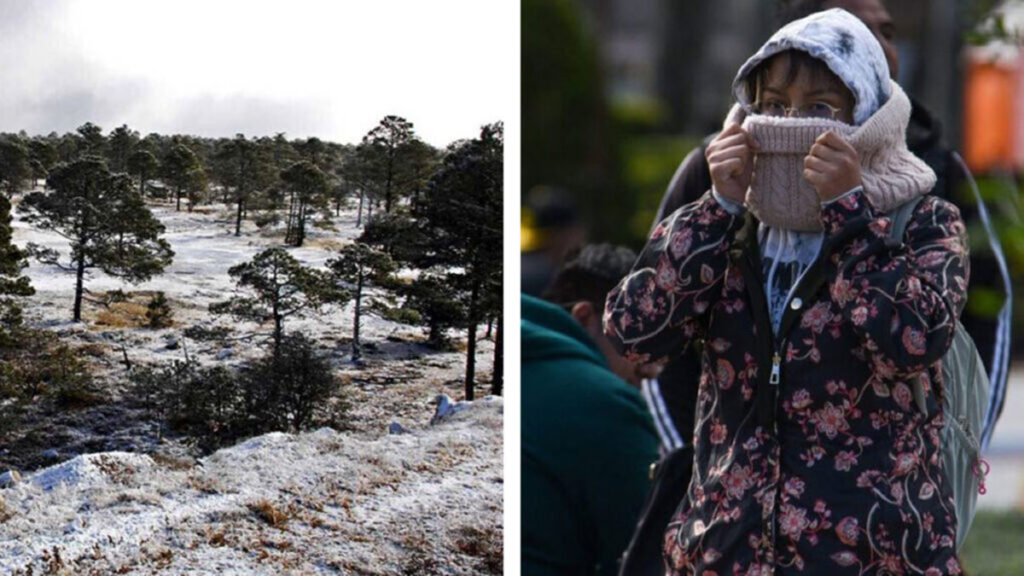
429, 394, 470, 426
0, 470, 21, 489
164, 337, 179, 350
388, 422, 409, 435
215, 347, 234, 360
42, 449, 60, 460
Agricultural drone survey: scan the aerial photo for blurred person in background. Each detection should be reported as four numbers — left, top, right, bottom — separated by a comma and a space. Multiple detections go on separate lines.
522, 186, 588, 296
607, 9, 968, 572
522, 245, 661, 576
541, 243, 658, 386
645, 0, 1012, 493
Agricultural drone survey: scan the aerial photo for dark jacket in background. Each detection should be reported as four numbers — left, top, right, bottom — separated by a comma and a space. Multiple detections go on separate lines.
522, 295, 660, 576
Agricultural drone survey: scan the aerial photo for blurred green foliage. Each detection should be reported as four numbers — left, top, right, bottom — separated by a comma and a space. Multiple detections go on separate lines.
620, 136, 702, 245
961, 509, 1024, 575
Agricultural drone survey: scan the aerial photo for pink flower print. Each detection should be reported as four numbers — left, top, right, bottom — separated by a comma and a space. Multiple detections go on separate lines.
879, 553, 903, 573
902, 326, 927, 356
892, 452, 919, 476
890, 481, 904, 504
947, 557, 963, 574
893, 382, 913, 411
722, 465, 754, 500
791, 389, 812, 410
812, 402, 849, 440
831, 551, 858, 567
851, 305, 868, 326
831, 277, 855, 307
638, 294, 656, 317
655, 255, 676, 290
784, 477, 805, 497
835, 516, 859, 546
715, 359, 735, 390
835, 450, 857, 471
710, 421, 727, 444
779, 504, 809, 541
800, 302, 833, 334
669, 227, 693, 258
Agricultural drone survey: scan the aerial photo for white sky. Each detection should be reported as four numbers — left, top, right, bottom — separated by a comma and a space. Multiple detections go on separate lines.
0, 0, 511, 146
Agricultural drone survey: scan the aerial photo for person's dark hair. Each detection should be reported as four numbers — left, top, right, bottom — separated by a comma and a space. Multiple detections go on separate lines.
744, 50, 850, 106
541, 243, 637, 311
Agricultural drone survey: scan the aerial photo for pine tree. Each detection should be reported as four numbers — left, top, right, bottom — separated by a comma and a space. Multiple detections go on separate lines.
214, 134, 275, 236
357, 116, 437, 216
27, 138, 58, 188
0, 137, 31, 196
0, 192, 34, 343
280, 161, 328, 247
107, 125, 139, 173
76, 122, 106, 156
402, 272, 468, 348
413, 123, 503, 400
20, 157, 174, 322
127, 149, 158, 196
162, 144, 202, 211
210, 247, 343, 354
326, 242, 396, 362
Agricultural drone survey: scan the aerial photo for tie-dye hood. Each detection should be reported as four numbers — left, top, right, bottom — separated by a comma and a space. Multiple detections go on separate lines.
732, 8, 891, 125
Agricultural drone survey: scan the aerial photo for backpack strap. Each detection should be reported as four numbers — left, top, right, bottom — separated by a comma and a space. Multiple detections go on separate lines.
884, 196, 924, 248
884, 196, 929, 415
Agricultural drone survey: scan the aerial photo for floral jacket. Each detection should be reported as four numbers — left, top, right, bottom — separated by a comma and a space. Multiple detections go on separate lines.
604, 189, 968, 575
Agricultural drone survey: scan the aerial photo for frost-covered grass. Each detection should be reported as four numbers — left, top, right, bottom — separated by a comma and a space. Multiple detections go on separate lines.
2, 195, 502, 573
0, 402, 503, 575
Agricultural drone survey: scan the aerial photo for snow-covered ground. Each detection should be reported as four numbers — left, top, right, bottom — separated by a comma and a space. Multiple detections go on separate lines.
2, 194, 502, 573
0, 401, 503, 575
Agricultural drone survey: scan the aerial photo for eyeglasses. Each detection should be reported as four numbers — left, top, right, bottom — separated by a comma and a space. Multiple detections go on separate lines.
750, 101, 843, 120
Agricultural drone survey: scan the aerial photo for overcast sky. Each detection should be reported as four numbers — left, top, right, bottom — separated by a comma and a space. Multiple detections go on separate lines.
0, 0, 510, 147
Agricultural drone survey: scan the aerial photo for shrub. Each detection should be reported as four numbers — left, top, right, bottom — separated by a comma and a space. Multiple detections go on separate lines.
132, 333, 347, 450
241, 333, 346, 432
145, 291, 174, 328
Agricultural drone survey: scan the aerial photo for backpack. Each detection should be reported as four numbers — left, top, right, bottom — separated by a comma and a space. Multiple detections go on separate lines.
886, 196, 989, 552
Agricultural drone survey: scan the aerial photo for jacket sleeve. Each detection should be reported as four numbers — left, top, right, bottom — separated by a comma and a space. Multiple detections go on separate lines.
820, 189, 969, 379
605, 191, 744, 365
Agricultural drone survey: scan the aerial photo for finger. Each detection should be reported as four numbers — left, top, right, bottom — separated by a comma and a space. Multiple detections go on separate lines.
712, 158, 744, 179
746, 131, 761, 151
708, 143, 752, 164
808, 141, 847, 163
709, 131, 750, 152
803, 167, 826, 187
815, 130, 855, 154
803, 155, 831, 174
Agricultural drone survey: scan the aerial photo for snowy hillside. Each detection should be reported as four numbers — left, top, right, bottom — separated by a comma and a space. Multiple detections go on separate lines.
2, 194, 502, 574
0, 400, 503, 575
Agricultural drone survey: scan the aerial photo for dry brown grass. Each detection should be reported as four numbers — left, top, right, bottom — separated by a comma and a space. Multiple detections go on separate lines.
94, 301, 150, 328
248, 499, 292, 529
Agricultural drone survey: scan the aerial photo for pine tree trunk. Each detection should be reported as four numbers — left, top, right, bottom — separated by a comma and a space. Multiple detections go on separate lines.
176, 187, 182, 211
235, 197, 244, 236
492, 314, 503, 396
138, 175, 145, 196
486, 317, 493, 339
353, 271, 363, 362
72, 252, 86, 322
464, 279, 480, 401
356, 190, 364, 227
296, 200, 306, 247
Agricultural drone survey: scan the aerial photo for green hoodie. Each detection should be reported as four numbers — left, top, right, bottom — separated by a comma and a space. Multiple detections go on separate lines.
522, 295, 659, 576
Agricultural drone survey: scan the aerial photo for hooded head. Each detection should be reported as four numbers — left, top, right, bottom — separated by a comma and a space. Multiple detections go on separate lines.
725, 8, 933, 232
733, 8, 891, 125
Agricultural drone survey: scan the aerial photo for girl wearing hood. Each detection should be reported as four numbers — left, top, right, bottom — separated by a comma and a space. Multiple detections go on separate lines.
604, 9, 966, 574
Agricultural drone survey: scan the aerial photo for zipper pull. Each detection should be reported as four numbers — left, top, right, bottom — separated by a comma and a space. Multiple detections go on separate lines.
769, 353, 781, 385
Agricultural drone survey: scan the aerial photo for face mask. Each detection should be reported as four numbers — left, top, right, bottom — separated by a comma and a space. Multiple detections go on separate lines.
742, 114, 855, 232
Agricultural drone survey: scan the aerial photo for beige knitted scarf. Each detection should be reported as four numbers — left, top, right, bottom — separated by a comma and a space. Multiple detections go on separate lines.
724, 80, 936, 231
